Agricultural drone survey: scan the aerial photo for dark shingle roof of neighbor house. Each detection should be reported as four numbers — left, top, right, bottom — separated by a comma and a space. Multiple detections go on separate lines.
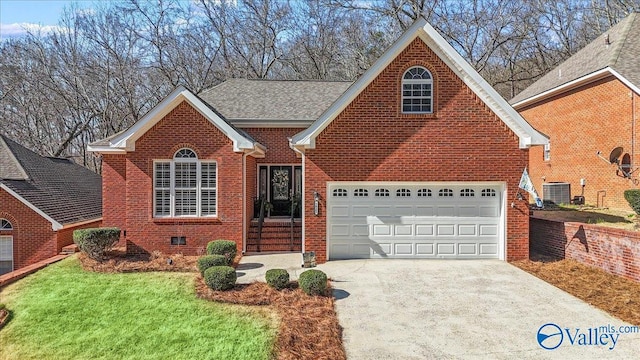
511, 12, 640, 105
0, 134, 102, 225
199, 79, 353, 121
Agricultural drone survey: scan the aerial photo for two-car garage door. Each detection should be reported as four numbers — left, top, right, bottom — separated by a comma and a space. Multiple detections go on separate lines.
327, 183, 504, 260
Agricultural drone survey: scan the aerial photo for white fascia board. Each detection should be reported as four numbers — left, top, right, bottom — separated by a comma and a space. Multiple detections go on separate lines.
417, 23, 548, 148
61, 217, 103, 229
0, 183, 63, 231
291, 18, 429, 147
291, 18, 547, 149
86, 145, 126, 154
512, 68, 614, 109
95, 87, 262, 153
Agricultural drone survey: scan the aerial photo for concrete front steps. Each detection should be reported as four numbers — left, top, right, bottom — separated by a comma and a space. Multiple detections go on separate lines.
247, 219, 302, 252
60, 244, 79, 255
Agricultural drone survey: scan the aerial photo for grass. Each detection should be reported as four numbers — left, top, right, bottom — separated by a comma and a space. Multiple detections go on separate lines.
0, 257, 276, 360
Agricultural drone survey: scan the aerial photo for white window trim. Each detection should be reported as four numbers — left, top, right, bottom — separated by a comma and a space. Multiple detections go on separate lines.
402, 66, 434, 114
543, 142, 551, 161
0, 235, 13, 274
153, 158, 218, 218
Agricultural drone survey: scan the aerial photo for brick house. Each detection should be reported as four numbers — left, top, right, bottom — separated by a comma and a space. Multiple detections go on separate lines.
89, 18, 547, 263
512, 13, 640, 211
0, 135, 102, 275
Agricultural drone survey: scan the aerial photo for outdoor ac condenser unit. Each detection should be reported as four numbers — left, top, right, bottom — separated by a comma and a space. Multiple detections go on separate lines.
542, 182, 571, 205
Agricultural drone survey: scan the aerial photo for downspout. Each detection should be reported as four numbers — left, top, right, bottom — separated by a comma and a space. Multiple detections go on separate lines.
242, 149, 260, 254
633, 91, 636, 181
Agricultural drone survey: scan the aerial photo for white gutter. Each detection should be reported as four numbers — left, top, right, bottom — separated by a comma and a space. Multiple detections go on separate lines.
0, 183, 63, 231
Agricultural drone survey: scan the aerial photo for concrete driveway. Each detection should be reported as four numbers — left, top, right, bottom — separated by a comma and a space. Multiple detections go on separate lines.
315, 259, 640, 359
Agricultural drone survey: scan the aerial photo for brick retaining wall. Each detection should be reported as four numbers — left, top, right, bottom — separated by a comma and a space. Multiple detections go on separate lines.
530, 217, 640, 282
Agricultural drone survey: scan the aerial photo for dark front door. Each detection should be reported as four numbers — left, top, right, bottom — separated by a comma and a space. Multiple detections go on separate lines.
270, 166, 292, 216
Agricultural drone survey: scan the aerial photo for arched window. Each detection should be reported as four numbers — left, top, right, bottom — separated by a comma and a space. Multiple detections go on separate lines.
402, 66, 433, 113
153, 148, 217, 217
0, 219, 12, 230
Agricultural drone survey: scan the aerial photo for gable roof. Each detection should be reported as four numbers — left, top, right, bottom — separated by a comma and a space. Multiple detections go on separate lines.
88, 87, 266, 155
199, 79, 352, 127
511, 13, 640, 107
291, 18, 548, 150
0, 135, 102, 229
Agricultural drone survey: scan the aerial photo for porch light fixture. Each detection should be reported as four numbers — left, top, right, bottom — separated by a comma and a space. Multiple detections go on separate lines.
313, 191, 320, 216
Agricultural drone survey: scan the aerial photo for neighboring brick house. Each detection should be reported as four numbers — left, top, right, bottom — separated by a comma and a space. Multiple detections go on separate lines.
0, 135, 102, 275
89, 18, 547, 263
512, 13, 640, 211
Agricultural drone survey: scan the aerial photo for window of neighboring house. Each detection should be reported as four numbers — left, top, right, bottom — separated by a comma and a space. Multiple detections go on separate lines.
402, 66, 433, 113
543, 142, 550, 161
153, 148, 217, 217
0, 232, 12, 275
0, 219, 12, 230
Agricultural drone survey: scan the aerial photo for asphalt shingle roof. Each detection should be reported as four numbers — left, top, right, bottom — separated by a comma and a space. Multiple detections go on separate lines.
0, 135, 102, 225
199, 79, 353, 121
511, 13, 640, 104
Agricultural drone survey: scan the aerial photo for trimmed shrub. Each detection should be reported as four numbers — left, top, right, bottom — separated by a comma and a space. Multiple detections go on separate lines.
265, 269, 290, 290
206, 240, 237, 265
204, 266, 237, 291
197, 255, 227, 275
0, 303, 5, 311
624, 190, 640, 215
73, 228, 120, 260
298, 269, 328, 296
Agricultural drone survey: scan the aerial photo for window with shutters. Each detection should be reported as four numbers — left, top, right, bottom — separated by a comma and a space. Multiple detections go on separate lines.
153, 148, 217, 217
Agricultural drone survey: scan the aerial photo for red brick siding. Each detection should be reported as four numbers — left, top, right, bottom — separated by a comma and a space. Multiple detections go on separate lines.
519, 77, 639, 211
244, 128, 302, 165
55, 220, 103, 253
530, 217, 640, 282
0, 189, 56, 270
101, 154, 126, 246
123, 101, 244, 255
304, 37, 530, 263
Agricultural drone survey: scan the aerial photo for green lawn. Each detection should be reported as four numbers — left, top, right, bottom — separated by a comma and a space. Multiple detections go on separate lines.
0, 257, 276, 360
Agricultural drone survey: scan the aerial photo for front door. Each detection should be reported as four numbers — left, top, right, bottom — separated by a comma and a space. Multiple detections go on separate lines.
270, 166, 292, 216
257, 165, 302, 217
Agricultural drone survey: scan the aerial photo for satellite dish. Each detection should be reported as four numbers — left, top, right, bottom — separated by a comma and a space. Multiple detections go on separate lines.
609, 147, 624, 164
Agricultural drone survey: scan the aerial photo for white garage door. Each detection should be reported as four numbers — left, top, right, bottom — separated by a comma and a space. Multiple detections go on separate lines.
327, 183, 504, 260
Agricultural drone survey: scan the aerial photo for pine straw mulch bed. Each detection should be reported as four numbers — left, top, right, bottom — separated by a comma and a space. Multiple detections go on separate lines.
196, 279, 345, 360
77, 248, 199, 273
512, 253, 640, 326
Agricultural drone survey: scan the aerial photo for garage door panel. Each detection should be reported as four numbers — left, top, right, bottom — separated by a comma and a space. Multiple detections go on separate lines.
479, 243, 498, 255
437, 206, 455, 216
395, 243, 413, 255
458, 243, 478, 255
330, 224, 350, 237
436, 224, 455, 236
373, 224, 392, 236
352, 206, 371, 217
416, 224, 434, 236
395, 225, 413, 236
416, 243, 435, 255
458, 224, 477, 236
437, 243, 456, 255
458, 206, 478, 217
331, 205, 350, 217
328, 183, 502, 260
479, 206, 499, 217
415, 206, 435, 216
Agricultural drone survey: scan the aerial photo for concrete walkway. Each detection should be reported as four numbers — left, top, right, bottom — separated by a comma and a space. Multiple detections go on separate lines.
236, 253, 305, 284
